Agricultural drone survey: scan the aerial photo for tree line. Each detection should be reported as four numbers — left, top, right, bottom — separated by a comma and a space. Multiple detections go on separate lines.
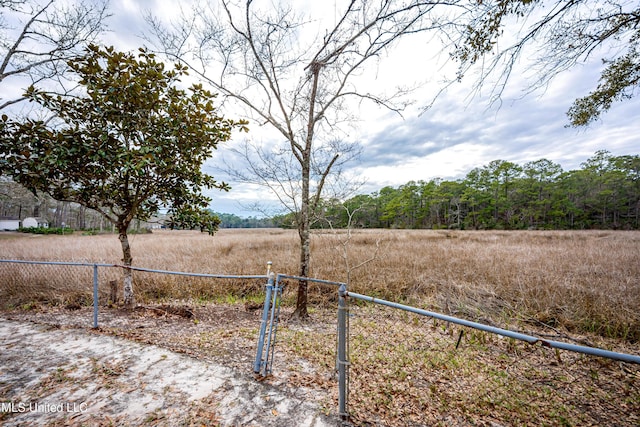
276, 150, 640, 231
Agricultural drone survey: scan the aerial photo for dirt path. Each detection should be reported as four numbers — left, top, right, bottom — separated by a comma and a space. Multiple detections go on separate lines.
0, 318, 335, 426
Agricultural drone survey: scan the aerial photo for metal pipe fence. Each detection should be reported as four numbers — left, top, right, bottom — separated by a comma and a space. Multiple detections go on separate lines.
1, 258, 639, 425
341, 293, 640, 426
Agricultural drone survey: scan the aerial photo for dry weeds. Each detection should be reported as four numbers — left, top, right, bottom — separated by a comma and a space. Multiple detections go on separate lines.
1, 229, 638, 340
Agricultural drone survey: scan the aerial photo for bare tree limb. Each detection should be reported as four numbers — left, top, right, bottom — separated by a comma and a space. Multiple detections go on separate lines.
0, 0, 110, 111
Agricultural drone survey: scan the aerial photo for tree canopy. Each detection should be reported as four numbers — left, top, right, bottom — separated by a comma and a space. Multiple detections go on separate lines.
310, 151, 640, 231
454, 0, 640, 126
0, 44, 247, 306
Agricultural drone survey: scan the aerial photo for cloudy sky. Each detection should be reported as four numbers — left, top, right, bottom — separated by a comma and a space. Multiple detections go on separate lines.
9, 0, 640, 217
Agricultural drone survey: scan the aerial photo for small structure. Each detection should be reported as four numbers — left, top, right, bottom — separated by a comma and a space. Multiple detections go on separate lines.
0, 217, 20, 231
22, 217, 49, 228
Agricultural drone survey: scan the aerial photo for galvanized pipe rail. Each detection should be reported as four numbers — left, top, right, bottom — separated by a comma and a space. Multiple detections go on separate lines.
253, 274, 346, 377
346, 291, 640, 364
338, 290, 640, 421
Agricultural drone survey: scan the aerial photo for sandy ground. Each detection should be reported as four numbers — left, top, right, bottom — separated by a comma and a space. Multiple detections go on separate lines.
0, 318, 335, 426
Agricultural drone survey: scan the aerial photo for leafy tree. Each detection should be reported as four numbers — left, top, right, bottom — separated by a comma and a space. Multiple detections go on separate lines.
399, 181, 423, 229
344, 194, 380, 228
481, 160, 522, 228
519, 159, 563, 228
214, 212, 275, 228
379, 186, 403, 228
0, 45, 247, 307
454, 0, 640, 126
304, 151, 640, 231
612, 154, 640, 228
1, 0, 109, 111
433, 179, 466, 229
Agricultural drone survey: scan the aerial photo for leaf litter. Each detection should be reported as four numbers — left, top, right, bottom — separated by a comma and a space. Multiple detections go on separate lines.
1, 301, 639, 426
0, 304, 334, 426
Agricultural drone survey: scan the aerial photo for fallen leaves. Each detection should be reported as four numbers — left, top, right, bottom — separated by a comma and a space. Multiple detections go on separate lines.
3, 301, 639, 426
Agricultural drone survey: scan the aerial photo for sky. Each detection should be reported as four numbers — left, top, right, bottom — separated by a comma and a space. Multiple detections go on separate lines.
5, 0, 639, 217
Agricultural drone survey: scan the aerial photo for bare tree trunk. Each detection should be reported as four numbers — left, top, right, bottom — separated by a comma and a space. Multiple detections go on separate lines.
77, 206, 86, 230
54, 201, 63, 227
293, 166, 311, 319
118, 224, 134, 309
146, 0, 451, 317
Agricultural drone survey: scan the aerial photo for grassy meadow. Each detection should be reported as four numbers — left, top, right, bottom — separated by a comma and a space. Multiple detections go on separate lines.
1, 228, 639, 425
1, 228, 639, 340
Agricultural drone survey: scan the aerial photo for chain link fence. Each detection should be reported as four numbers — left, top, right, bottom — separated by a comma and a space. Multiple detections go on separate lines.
1, 259, 639, 425
0, 260, 268, 309
0, 261, 119, 308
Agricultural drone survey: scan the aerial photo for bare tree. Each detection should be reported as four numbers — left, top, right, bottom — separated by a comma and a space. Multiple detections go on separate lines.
222, 136, 362, 221
146, 0, 461, 317
0, 0, 109, 111
0, 176, 38, 218
324, 203, 382, 287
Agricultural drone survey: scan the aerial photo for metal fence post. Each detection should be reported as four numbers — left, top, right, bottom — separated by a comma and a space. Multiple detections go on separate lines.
254, 263, 274, 375
337, 283, 349, 420
92, 264, 99, 328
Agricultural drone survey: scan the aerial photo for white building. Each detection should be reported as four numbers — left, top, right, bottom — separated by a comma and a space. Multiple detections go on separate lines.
22, 217, 48, 228
0, 217, 20, 231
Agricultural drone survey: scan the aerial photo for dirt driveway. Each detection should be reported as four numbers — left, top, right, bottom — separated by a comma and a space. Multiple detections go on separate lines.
0, 312, 335, 426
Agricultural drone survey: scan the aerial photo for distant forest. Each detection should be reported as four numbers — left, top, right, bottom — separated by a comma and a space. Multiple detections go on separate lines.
3, 150, 639, 231
274, 150, 640, 230
215, 213, 275, 229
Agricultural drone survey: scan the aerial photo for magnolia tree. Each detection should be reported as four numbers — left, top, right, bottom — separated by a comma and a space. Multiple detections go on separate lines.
0, 45, 247, 307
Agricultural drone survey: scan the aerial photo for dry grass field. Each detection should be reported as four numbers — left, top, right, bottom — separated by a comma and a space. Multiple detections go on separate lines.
1, 228, 639, 425
1, 228, 639, 340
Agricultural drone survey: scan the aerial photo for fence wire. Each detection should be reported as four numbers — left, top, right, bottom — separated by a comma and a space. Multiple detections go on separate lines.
0, 260, 269, 307
0, 262, 115, 308
345, 301, 640, 426
0, 259, 271, 366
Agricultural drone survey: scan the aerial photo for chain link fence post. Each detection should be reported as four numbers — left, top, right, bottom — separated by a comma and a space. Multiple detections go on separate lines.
337, 283, 349, 421
254, 262, 274, 375
92, 264, 99, 328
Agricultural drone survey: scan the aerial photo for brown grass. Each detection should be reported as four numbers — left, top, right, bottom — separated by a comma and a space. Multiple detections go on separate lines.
1, 228, 639, 340
2, 229, 639, 426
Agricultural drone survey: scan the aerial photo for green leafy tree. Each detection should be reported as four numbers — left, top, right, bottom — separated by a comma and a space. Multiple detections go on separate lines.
519, 159, 563, 228
612, 154, 640, 228
434, 179, 466, 229
0, 45, 247, 308
461, 167, 490, 229
454, 0, 640, 126
308, 151, 640, 230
